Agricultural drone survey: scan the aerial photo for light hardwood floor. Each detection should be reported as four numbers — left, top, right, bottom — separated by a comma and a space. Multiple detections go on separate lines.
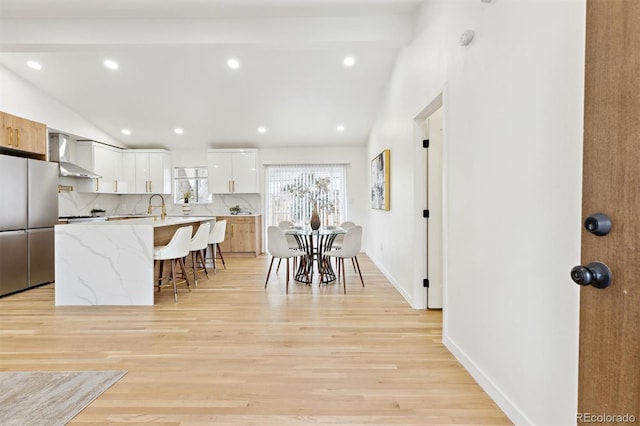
0, 254, 511, 425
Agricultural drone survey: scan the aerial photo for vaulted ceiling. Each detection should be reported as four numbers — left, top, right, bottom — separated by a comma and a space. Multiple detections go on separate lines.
0, 0, 421, 150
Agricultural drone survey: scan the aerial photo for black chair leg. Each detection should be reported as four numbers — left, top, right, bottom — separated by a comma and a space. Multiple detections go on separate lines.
354, 256, 364, 286
265, 257, 275, 288
198, 249, 209, 279
170, 259, 178, 302
179, 257, 192, 291
276, 258, 282, 273
191, 251, 198, 287
217, 244, 227, 269
157, 260, 164, 291
341, 258, 347, 294
285, 258, 289, 293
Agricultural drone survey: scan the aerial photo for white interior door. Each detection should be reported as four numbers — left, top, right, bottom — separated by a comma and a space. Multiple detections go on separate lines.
426, 107, 443, 309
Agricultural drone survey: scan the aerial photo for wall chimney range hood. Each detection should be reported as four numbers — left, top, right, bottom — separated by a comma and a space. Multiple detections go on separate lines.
48, 133, 101, 179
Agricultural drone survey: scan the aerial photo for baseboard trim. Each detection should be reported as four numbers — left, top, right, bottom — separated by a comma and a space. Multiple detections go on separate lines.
443, 334, 532, 426
367, 253, 416, 308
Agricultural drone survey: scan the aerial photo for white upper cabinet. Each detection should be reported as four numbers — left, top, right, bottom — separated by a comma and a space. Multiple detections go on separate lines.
123, 150, 172, 194
208, 149, 259, 194
76, 141, 125, 193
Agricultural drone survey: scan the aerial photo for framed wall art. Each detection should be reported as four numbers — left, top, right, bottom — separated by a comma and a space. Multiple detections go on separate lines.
371, 149, 390, 210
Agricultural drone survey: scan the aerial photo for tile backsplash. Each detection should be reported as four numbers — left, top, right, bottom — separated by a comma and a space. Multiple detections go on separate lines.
58, 185, 262, 217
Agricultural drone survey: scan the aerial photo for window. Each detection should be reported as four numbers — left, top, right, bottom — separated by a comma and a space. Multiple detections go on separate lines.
173, 167, 211, 204
265, 164, 347, 226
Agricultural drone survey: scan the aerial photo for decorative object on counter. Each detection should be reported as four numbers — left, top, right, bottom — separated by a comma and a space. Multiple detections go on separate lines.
229, 205, 242, 215
310, 203, 321, 230
182, 189, 192, 215
91, 208, 106, 217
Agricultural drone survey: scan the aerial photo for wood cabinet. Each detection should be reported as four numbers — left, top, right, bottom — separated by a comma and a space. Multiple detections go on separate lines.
122, 150, 172, 194
208, 149, 259, 194
0, 112, 46, 157
217, 215, 262, 256
76, 141, 126, 193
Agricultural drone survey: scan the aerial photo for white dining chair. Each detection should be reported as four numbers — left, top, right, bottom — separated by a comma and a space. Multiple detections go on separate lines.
321, 225, 364, 294
278, 220, 301, 272
265, 226, 305, 293
188, 222, 210, 287
331, 221, 356, 270
154, 225, 193, 302
207, 220, 227, 273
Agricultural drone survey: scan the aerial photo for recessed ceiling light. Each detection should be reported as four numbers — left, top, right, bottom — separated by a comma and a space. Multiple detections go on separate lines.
26, 60, 42, 70
121, 129, 131, 135
174, 127, 184, 135
336, 124, 345, 132
257, 126, 267, 134
104, 59, 119, 70
227, 58, 240, 69
343, 56, 356, 67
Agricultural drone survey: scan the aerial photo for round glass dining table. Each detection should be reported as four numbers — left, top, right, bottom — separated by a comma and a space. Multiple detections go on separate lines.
283, 226, 346, 284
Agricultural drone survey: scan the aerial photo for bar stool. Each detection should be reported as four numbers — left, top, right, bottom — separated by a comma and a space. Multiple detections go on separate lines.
154, 225, 193, 302
207, 220, 227, 273
188, 222, 210, 287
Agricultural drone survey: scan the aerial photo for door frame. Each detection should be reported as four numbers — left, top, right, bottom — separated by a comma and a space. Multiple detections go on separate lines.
412, 91, 447, 311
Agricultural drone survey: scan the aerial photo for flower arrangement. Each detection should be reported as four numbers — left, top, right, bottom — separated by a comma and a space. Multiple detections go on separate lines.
282, 173, 336, 223
181, 189, 192, 203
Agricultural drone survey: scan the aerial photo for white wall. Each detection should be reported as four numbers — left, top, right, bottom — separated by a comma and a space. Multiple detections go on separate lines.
0, 65, 124, 147
367, 1, 585, 425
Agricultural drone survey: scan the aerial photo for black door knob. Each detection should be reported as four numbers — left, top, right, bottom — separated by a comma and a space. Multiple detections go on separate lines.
570, 261, 612, 289
584, 213, 612, 236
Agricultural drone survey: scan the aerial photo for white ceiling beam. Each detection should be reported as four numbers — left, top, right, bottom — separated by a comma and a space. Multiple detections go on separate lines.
0, 16, 413, 52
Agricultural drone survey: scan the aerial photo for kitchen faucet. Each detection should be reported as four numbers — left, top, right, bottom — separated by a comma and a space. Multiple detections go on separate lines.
147, 194, 167, 220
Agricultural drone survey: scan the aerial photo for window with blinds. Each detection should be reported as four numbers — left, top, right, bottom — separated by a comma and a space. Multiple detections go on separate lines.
265, 164, 347, 227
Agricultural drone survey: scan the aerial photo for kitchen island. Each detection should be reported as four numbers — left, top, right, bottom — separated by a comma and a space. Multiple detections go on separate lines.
55, 216, 215, 306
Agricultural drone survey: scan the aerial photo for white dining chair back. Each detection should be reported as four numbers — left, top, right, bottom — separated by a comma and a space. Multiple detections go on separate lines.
154, 225, 193, 301
265, 226, 303, 293
207, 220, 227, 272
268, 226, 294, 258
278, 220, 295, 229
188, 222, 210, 286
321, 225, 364, 294
332, 220, 356, 248
337, 225, 361, 257
278, 220, 299, 251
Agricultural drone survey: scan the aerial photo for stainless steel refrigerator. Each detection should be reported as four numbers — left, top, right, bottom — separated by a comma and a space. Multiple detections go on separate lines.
0, 154, 58, 296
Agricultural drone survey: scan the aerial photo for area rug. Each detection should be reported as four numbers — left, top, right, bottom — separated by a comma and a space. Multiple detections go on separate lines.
0, 370, 126, 426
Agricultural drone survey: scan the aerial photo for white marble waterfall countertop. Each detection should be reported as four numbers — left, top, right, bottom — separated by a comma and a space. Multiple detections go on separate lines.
54, 215, 216, 306
60, 216, 217, 227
